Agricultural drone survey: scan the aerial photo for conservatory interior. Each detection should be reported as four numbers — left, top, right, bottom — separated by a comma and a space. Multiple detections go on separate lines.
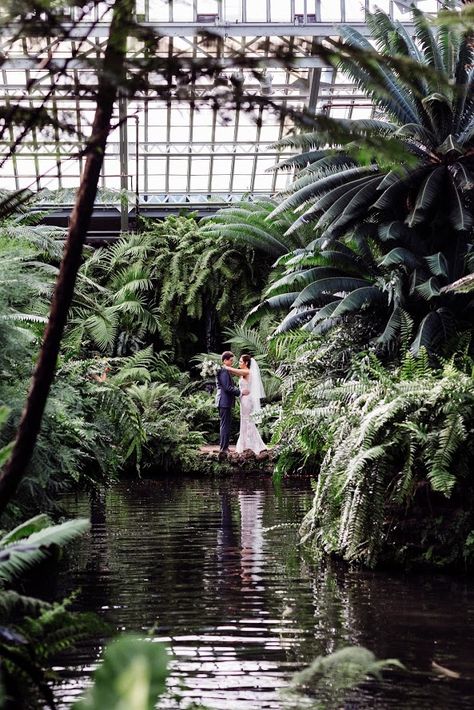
0, 1, 473, 709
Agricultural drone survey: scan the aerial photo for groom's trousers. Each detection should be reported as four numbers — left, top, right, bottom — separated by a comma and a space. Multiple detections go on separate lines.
218, 407, 232, 451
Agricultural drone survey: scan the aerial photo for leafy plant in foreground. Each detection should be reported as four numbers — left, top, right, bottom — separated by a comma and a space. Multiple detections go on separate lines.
0, 514, 105, 708
73, 635, 169, 710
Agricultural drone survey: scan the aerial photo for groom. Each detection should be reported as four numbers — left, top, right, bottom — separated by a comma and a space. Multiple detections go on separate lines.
216, 351, 247, 458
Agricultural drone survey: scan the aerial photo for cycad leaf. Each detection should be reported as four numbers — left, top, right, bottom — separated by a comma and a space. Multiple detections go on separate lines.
437, 135, 463, 157
245, 292, 300, 325
306, 299, 341, 326
452, 163, 474, 192
422, 93, 454, 140
288, 175, 379, 237
373, 167, 432, 212
425, 252, 448, 279
338, 25, 419, 124
378, 221, 427, 254
395, 123, 436, 146
332, 286, 385, 317
453, 31, 474, 132
293, 277, 370, 308
410, 308, 455, 355
379, 248, 421, 271
448, 178, 473, 232
267, 149, 327, 172
413, 7, 445, 74
375, 306, 403, 346
324, 176, 384, 238
270, 167, 376, 219
265, 267, 344, 298
274, 308, 319, 334
407, 167, 446, 227
315, 176, 380, 231
415, 277, 441, 301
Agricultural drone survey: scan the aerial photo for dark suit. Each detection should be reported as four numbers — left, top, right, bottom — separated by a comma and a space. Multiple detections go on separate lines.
216, 368, 240, 452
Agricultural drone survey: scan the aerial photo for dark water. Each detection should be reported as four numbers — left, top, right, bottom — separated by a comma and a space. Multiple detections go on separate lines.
54, 477, 474, 709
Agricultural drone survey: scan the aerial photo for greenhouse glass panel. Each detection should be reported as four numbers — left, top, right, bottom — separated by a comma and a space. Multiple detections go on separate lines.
148, 1, 171, 22
223, 0, 242, 23
172, 2, 194, 21
346, 3, 366, 22
246, 0, 267, 22
0, 0, 433, 205
320, 0, 342, 21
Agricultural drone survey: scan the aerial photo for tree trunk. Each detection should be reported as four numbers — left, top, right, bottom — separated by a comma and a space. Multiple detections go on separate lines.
0, 0, 134, 515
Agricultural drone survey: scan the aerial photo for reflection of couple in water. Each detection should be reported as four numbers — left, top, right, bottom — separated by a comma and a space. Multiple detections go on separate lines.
218, 490, 264, 591
216, 350, 267, 457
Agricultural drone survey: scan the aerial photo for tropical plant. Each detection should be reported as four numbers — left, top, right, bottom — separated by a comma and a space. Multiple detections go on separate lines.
146, 214, 270, 356
66, 214, 272, 361
0, 513, 106, 709
258, 8, 474, 355
0, 225, 97, 517
288, 646, 403, 710
273, 348, 474, 568
200, 198, 312, 258
91, 360, 206, 474
65, 231, 161, 358
73, 634, 169, 710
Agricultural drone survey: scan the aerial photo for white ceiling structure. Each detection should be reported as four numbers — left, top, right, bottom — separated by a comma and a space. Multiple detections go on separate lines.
0, 0, 442, 213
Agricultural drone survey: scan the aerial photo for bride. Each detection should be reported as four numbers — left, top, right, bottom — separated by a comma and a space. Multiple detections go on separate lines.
223, 354, 267, 455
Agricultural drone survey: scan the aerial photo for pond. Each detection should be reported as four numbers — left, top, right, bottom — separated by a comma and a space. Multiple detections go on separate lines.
54, 477, 474, 709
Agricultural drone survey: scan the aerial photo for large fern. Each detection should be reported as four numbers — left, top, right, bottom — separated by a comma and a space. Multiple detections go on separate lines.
273, 351, 474, 568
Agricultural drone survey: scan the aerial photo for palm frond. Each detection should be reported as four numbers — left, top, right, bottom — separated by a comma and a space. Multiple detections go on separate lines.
0, 518, 90, 585
293, 277, 371, 308
410, 308, 455, 355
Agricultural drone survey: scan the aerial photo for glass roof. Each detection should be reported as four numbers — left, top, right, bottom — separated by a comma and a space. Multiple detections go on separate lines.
0, 0, 442, 206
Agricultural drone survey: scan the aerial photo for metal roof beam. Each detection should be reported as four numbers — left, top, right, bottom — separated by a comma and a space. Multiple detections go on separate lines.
0, 21, 416, 40
0, 56, 329, 69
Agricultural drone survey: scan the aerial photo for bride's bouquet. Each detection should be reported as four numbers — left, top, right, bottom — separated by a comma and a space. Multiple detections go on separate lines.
199, 359, 221, 378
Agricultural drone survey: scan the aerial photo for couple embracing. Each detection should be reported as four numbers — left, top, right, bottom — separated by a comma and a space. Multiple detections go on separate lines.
216, 351, 267, 458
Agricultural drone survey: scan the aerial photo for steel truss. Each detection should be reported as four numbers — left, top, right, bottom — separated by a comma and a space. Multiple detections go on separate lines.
0, 0, 441, 220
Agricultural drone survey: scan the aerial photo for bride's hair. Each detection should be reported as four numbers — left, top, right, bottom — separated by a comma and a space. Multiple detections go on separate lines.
240, 354, 251, 368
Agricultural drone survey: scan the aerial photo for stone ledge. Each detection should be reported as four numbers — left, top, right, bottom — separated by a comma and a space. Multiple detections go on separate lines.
197, 445, 274, 473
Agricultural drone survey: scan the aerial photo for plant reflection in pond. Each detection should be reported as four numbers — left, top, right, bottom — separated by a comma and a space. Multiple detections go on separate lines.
55, 479, 474, 709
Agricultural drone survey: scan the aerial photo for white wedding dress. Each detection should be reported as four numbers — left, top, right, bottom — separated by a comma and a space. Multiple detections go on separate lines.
236, 369, 267, 455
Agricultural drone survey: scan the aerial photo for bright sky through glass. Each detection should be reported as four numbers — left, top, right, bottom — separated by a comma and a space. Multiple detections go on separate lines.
0, 0, 442, 202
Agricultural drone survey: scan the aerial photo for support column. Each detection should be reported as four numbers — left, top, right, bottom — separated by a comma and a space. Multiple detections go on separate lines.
119, 94, 129, 232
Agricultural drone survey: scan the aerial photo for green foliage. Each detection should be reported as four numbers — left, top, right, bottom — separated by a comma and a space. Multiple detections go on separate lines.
288, 646, 404, 710
200, 198, 312, 257
74, 635, 169, 710
0, 214, 212, 516
54, 347, 209, 477
0, 514, 104, 709
254, 8, 474, 357
65, 230, 161, 357
0, 219, 103, 517
0, 516, 90, 584
67, 213, 272, 362
273, 350, 474, 568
